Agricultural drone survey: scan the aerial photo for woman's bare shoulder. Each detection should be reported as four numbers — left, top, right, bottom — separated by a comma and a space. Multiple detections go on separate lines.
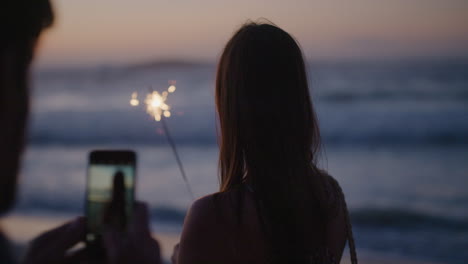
186, 194, 216, 218
186, 189, 240, 217
177, 192, 237, 263
320, 170, 340, 187
181, 192, 223, 232
320, 170, 345, 207
319, 170, 348, 262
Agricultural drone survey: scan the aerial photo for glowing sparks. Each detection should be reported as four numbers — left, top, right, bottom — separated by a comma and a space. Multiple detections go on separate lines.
130, 92, 139, 106
145, 91, 170, 121
168, 85, 176, 93
130, 83, 176, 122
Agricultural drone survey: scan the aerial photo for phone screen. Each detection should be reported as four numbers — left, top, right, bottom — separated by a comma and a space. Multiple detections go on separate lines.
86, 151, 136, 246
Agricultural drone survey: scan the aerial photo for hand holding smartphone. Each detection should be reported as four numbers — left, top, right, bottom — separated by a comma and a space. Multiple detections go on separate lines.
27, 150, 161, 264
85, 150, 136, 254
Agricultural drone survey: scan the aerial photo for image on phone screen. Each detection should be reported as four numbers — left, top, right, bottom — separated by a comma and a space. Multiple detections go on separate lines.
86, 151, 135, 245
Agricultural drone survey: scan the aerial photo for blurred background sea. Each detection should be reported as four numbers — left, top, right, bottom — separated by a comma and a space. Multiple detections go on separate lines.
6, 59, 468, 264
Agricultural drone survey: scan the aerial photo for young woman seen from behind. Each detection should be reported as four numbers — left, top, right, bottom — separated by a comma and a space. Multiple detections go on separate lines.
175, 21, 357, 264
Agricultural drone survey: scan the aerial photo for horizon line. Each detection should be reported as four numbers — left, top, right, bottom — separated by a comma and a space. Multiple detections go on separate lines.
34, 55, 468, 72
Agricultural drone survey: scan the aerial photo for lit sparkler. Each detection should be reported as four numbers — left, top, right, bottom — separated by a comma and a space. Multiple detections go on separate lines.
130, 83, 194, 199
131, 85, 175, 121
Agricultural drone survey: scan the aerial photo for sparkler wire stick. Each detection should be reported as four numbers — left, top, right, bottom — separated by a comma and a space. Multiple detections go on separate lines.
160, 116, 195, 199
132, 85, 195, 200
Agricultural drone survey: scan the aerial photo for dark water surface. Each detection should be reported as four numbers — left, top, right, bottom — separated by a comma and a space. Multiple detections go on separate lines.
14, 60, 468, 263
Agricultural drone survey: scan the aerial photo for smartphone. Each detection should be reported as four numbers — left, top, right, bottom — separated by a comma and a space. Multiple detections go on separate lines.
85, 150, 136, 252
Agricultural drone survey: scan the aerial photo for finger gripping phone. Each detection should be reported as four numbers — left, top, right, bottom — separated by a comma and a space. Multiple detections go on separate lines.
85, 150, 136, 253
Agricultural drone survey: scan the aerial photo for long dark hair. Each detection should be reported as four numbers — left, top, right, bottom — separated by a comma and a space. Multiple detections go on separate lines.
216, 21, 329, 262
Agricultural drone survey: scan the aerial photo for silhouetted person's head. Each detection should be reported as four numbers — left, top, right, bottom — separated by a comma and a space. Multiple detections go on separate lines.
216, 21, 321, 189
216, 21, 325, 261
0, 0, 54, 215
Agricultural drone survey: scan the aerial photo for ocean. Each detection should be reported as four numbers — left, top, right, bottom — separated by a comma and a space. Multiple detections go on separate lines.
10, 60, 468, 263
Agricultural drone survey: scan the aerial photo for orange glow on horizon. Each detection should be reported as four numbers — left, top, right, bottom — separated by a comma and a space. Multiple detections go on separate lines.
36, 0, 468, 67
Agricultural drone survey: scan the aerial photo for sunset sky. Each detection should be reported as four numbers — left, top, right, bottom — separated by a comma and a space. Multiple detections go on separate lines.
35, 0, 468, 68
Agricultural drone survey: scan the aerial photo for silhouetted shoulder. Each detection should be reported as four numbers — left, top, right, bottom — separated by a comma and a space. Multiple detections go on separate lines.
185, 194, 216, 223
178, 189, 267, 264
320, 170, 348, 262
318, 171, 343, 215
177, 192, 237, 264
